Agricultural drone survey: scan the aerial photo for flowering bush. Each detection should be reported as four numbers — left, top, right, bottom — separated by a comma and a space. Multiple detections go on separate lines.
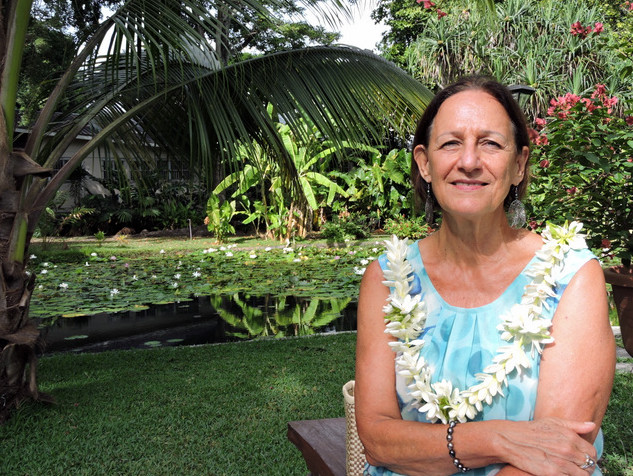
529, 85, 633, 265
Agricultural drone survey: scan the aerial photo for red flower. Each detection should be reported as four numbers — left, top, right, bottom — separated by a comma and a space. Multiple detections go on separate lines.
418, 0, 435, 8
539, 159, 550, 168
567, 187, 578, 195
601, 239, 612, 249
626, 116, 633, 126
570, 21, 583, 35
437, 9, 447, 18
535, 135, 549, 146
535, 118, 547, 129
593, 22, 603, 34
592, 84, 607, 97
528, 128, 539, 143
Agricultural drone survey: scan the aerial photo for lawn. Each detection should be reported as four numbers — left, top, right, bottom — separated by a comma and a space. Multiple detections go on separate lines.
3, 235, 630, 475
1, 333, 632, 475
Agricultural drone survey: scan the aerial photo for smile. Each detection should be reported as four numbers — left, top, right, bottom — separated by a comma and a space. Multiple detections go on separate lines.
451, 181, 488, 189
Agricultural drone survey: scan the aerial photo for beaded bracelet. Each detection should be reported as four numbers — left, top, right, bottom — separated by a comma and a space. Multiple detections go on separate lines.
447, 420, 471, 473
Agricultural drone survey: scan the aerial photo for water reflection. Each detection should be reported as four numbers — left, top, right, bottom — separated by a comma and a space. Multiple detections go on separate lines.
38, 294, 357, 353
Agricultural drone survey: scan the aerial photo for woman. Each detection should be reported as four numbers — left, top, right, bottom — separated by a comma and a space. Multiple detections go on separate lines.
355, 76, 615, 476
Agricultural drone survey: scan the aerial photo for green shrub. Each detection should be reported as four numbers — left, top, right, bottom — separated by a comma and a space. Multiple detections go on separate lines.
384, 216, 433, 240
320, 213, 371, 244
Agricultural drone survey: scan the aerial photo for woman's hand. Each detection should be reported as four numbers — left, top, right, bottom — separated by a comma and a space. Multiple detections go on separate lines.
492, 417, 598, 475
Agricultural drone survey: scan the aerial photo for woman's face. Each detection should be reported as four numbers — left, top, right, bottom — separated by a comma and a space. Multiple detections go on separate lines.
413, 89, 529, 222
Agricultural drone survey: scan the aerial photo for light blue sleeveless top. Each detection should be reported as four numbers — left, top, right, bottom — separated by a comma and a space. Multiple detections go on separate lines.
367, 240, 602, 476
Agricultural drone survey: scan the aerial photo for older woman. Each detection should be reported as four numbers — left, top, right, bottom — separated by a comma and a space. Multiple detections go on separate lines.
355, 77, 615, 476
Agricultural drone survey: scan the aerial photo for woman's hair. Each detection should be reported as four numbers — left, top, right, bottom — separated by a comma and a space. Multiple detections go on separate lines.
411, 76, 531, 210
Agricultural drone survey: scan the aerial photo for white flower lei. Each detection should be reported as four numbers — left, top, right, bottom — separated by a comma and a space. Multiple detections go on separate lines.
382, 221, 587, 424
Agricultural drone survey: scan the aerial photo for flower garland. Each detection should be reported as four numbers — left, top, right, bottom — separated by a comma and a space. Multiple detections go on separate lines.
382, 221, 587, 424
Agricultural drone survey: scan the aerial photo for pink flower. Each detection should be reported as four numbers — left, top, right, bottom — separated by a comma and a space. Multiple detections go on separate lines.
539, 159, 550, 168
535, 118, 547, 129
625, 116, 633, 126
437, 9, 447, 18
418, 0, 435, 7
528, 128, 539, 143
567, 187, 578, 195
535, 135, 549, 146
593, 22, 603, 34
593, 84, 607, 97
582, 98, 598, 112
570, 21, 583, 35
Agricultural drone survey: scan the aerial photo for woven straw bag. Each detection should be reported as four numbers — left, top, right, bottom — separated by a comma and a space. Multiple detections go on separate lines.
343, 380, 366, 475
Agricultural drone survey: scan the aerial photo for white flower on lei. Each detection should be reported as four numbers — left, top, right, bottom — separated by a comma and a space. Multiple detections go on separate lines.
381, 222, 581, 424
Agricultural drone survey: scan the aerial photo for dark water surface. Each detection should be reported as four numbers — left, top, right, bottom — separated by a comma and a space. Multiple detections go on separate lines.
37, 294, 358, 354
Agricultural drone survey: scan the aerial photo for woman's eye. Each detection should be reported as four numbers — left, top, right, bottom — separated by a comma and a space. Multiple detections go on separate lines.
441, 140, 459, 148
482, 140, 501, 148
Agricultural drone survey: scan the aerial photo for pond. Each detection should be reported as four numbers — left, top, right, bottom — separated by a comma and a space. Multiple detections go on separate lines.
37, 294, 358, 354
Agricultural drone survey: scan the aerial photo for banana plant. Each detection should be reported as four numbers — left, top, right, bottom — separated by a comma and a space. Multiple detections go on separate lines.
0, 0, 432, 421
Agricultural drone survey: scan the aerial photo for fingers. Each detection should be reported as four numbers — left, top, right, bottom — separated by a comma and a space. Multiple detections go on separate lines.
499, 418, 598, 475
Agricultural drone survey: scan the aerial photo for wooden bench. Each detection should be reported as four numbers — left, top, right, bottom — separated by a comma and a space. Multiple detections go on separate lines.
287, 417, 346, 476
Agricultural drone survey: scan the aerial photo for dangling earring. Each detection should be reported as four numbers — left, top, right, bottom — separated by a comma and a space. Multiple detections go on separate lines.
425, 183, 434, 225
507, 185, 526, 229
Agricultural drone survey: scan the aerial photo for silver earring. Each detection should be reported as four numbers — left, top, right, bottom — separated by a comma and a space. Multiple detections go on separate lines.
507, 185, 526, 229
425, 183, 434, 225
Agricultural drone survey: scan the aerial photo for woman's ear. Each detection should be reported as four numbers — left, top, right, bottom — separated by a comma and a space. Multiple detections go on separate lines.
413, 145, 432, 183
514, 145, 530, 185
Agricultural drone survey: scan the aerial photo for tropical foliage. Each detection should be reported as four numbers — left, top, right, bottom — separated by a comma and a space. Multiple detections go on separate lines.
400, 0, 633, 118
529, 85, 633, 265
1, 0, 433, 421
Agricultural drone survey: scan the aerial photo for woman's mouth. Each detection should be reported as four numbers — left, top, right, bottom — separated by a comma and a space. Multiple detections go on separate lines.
452, 181, 487, 190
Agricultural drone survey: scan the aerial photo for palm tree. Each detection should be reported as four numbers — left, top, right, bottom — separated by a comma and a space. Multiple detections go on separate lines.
0, 0, 432, 421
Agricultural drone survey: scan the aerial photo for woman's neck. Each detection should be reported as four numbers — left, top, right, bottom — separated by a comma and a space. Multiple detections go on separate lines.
432, 212, 524, 265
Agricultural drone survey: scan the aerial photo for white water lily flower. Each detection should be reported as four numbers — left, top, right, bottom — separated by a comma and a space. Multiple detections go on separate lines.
30, 254, 37, 260
90, 252, 97, 257
40, 270, 48, 275
360, 258, 369, 265
192, 271, 201, 278
354, 266, 366, 275
133, 275, 138, 280
110, 289, 119, 296
160, 249, 165, 254
59, 283, 68, 290
265, 247, 272, 251
225, 252, 233, 257
172, 282, 179, 288
250, 254, 257, 259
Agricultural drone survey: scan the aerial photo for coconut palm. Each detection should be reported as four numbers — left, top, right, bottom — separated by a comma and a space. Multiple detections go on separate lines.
0, 0, 432, 421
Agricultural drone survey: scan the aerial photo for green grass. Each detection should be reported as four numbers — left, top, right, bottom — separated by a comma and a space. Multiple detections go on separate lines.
0, 334, 356, 475
1, 334, 631, 475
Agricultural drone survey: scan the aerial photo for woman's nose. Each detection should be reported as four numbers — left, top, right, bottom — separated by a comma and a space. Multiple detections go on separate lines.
457, 142, 481, 171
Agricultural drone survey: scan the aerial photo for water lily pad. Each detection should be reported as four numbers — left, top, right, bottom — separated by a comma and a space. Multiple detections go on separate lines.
62, 312, 89, 318
166, 339, 184, 344
144, 340, 162, 347
64, 335, 89, 340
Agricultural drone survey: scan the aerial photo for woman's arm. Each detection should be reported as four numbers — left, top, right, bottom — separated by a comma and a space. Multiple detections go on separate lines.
495, 258, 615, 475
533, 258, 615, 433
356, 258, 609, 476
